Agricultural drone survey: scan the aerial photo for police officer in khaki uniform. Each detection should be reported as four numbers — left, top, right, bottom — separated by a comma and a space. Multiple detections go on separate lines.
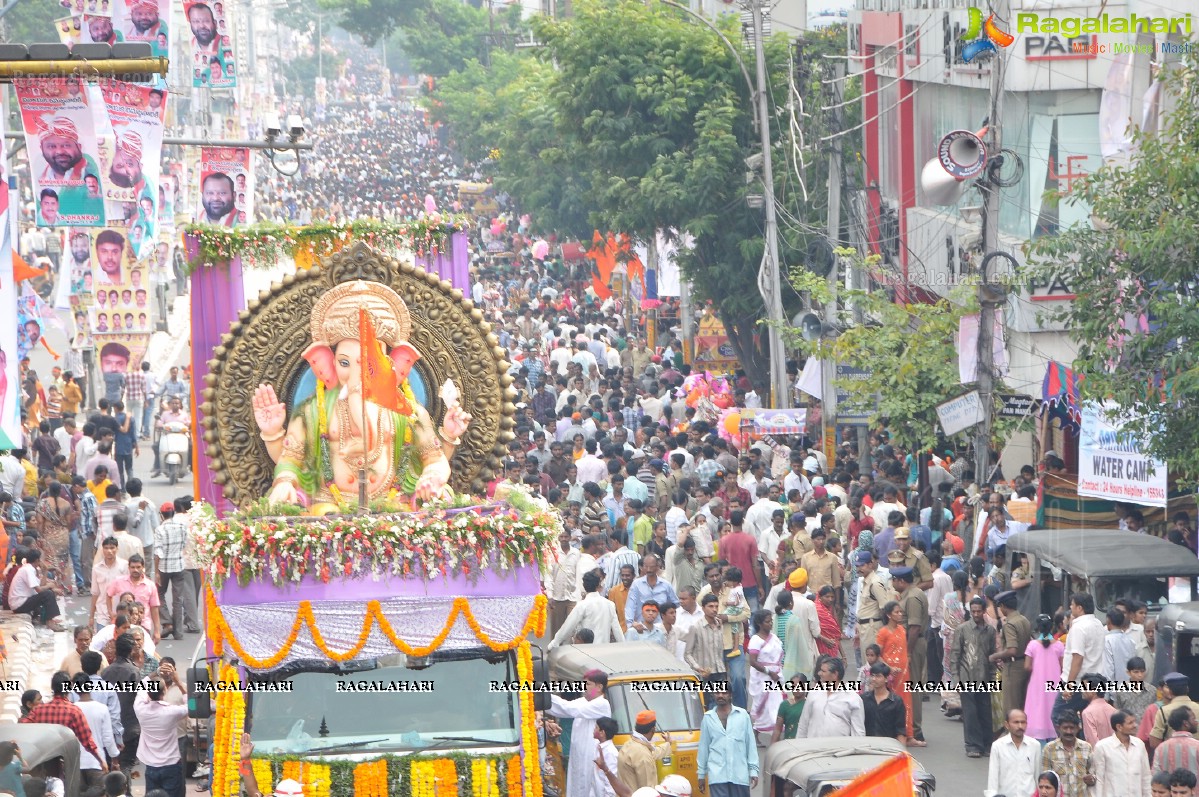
892, 527, 934, 590
990, 590, 1032, 715
855, 549, 894, 658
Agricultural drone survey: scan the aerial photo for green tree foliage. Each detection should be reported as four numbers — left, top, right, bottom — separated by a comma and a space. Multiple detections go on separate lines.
320, 0, 523, 75
785, 251, 1012, 453
2, 1, 65, 45
1023, 56, 1199, 482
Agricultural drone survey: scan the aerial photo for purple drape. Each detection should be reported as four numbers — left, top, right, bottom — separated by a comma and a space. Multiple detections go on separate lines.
187, 234, 246, 517
414, 230, 469, 290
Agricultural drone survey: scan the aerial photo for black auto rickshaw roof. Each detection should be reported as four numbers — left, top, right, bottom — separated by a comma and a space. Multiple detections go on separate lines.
1007, 529, 1199, 579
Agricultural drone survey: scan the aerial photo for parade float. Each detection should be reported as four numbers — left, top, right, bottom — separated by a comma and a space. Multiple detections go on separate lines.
189, 243, 557, 797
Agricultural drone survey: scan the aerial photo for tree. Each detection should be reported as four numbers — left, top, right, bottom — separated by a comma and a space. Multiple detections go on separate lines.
2, 2, 65, 45
1024, 56, 1199, 482
321, 0, 524, 75
784, 250, 1014, 454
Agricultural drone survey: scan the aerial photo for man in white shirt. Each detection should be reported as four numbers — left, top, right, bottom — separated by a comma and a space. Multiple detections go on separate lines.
796, 658, 864, 737
0, 450, 25, 500
73, 429, 99, 477
576, 440, 607, 485
782, 458, 813, 504
73, 671, 120, 791
985, 710, 1041, 797
548, 570, 621, 649
673, 587, 703, 640
575, 534, 603, 600
1063, 593, 1108, 683
663, 492, 689, 545
1092, 710, 1151, 797
548, 532, 581, 638
134, 672, 190, 796
870, 485, 907, 532
89, 537, 129, 628
549, 340, 573, 376
744, 484, 784, 542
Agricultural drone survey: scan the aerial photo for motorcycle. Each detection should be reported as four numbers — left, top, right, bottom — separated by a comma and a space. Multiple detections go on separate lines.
161, 419, 190, 485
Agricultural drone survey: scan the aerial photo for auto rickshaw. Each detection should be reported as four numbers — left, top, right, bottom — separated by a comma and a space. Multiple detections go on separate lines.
0, 724, 83, 797
763, 738, 935, 797
1005, 529, 1199, 621
546, 643, 703, 797
1154, 602, 1199, 686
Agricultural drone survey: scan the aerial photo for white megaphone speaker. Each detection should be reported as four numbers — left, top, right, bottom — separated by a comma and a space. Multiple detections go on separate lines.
920, 127, 988, 205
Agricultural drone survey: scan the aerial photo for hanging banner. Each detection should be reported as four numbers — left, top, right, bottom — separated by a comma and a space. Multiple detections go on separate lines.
0, 111, 18, 449
98, 79, 166, 260
64, 229, 96, 311
195, 146, 252, 226
89, 226, 151, 333
55, 15, 83, 46
1078, 402, 1168, 507
185, 0, 237, 88
81, 14, 120, 45
113, 0, 169, 56
158, 172, 176, 231
16, 78, 106, 227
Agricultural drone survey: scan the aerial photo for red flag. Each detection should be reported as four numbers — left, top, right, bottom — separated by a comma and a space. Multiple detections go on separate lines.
359, 307, 402, 414
830, 753, 913, 797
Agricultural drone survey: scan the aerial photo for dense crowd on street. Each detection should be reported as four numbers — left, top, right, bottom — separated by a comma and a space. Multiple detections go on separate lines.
6, 54, 1199, 797
0, 359, 202, 797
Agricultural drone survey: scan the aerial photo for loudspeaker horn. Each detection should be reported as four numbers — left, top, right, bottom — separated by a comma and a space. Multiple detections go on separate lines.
921, 158, 968, 205
938, 128, 988, 179
798, 312, 824, 342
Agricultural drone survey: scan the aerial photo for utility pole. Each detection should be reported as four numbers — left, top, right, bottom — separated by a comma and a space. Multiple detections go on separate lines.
749, 0, 789, 409
821, 59, 845, 471
974, 0, 1008, 488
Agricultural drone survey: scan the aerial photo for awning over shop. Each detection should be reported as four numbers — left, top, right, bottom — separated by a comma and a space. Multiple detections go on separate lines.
1042, 361, 1084, 431
747, 408, 808, 436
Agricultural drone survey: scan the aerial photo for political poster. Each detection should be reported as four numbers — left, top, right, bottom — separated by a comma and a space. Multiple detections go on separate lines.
15, 78, 106, 227
58, 0, 85, 13
63, 229, 97, 310
113, 0, 168, 56
185, 0, 237, 88
89, 227, 153, 336
0, 115, 19, 449
97, 79, 166, 260
1078, 402, 1168, 508
158, 172, 177, 231
55, 15, 83, 46
195, 147, 252, 226
81, 14, 121, 46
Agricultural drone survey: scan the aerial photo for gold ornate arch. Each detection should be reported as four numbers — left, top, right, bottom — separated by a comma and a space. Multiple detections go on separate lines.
200, 243, 516, 507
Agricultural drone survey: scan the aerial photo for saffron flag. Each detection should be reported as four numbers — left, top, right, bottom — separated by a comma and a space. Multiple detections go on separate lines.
359, 307, 402, 414
586, 231, 617, 301
830, 753, 913, 797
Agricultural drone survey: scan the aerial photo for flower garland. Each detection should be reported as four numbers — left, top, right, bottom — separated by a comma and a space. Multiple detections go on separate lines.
211, 665, 244, 797
206, 588, 547, 669
183, 218, 468, 273
252, 753, 519, 797
470, 760, 500, 797
354, 760, 389, 797
193, 502, 561, 592
514, 641, 541, 797
505, 756, 522, 797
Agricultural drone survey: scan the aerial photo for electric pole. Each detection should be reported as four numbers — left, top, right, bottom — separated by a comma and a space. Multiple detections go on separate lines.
822, 59, 845, 470
749, 0, 789, 409
974, 0, 1008, 488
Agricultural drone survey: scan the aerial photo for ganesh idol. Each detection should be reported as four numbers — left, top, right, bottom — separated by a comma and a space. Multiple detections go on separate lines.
251, 280, 471, 507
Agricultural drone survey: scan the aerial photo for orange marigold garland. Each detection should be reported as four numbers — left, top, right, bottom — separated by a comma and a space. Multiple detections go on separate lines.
208, 594, 549, 669
211, 665, 244, 797
354, 759, 388, 797
515, 641, 541, 797
505, 756, 522, 797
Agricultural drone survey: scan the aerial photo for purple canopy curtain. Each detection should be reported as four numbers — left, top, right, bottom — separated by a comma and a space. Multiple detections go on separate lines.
187, 234, 246, 516
414, 230, 469, 290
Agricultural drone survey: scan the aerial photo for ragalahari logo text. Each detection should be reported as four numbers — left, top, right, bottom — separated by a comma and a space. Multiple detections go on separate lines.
961, 7, 1015, 62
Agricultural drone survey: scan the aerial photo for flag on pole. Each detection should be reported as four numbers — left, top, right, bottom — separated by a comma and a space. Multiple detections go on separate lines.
830, 753, 913, 797
359, 307, 402, 414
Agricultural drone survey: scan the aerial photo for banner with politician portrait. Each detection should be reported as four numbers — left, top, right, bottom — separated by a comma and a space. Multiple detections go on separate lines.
185, 0, 237, 88
113, 0, 168, 56
0, 116, 18, 449
64, 229, 97, 310
16, 77, 106, 227
98, 79, 166, 261
89, 227, 153, 338
196, 146, 252, 226
55, 14, 83, 46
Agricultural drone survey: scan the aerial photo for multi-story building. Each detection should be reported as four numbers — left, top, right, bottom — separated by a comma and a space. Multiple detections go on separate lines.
846, 0, 1189, 463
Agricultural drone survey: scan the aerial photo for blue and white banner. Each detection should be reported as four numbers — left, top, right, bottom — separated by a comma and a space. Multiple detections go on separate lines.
1078, 402, 1168, 507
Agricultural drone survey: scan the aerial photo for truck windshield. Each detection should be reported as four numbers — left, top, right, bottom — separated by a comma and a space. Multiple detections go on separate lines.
608, 683, 703, 733
248, 656, 521, 754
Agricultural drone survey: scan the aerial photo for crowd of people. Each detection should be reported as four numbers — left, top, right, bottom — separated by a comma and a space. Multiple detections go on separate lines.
0, 358, 200, 796
6, 54, 1199, 797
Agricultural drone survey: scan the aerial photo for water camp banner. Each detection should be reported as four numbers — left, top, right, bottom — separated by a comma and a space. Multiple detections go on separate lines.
1078, 402, 1168, 508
